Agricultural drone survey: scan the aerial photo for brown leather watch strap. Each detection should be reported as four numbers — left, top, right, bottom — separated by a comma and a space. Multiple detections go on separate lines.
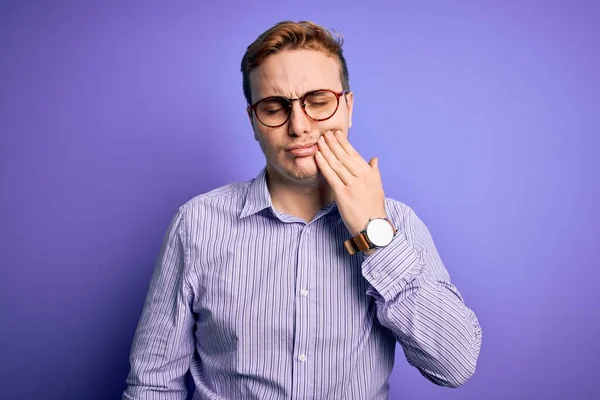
344, 232, 372, 255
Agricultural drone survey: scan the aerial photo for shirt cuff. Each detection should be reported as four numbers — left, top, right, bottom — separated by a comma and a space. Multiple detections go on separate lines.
361, 231, 424, 303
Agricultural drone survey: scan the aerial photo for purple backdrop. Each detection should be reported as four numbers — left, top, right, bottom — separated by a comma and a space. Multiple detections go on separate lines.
1, 1, 598, 399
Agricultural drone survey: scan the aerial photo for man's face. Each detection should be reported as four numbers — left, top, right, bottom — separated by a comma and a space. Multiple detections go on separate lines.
248, 49, 354, 185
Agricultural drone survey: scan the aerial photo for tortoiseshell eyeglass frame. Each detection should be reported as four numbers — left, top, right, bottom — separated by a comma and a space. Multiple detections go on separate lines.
247, 89, 349, 128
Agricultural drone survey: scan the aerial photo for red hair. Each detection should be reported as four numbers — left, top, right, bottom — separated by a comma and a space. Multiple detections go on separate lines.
241, 20, 350, 104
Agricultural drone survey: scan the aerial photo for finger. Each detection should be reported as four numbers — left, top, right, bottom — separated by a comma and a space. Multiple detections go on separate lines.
334, 130, 360, 157
323, 131, 364, 176
314, 150, 345, 191
331, 130, 371, 172
317, 135, 354, 185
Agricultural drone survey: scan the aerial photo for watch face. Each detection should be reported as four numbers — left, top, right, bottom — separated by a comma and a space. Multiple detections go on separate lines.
366, 218, 395, 247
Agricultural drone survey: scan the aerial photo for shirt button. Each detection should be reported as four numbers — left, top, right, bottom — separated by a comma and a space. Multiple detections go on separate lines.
372, 272, 380, 279
299, 354, 307, 362
300, 289, 309, 297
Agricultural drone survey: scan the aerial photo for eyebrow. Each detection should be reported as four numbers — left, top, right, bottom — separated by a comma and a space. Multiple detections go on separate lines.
255, 89, 333, 103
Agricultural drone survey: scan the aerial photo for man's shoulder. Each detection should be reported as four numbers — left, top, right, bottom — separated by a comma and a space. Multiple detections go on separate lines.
384, 197, 425, 231
384, 196, 411, 218
384, 197, 436, 245
177, 175, 254, 216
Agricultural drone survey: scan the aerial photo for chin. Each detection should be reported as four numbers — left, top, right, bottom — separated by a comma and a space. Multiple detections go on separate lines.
279, 157, 320, 182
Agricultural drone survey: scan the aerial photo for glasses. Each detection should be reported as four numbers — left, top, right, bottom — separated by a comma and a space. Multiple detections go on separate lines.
248, 89, 348, 128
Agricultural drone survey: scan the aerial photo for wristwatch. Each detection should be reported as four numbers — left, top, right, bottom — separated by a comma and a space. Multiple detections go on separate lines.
344, 218, 397, 255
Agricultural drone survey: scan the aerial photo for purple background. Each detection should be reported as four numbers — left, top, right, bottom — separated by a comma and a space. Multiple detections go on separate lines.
1, 1, 598, 399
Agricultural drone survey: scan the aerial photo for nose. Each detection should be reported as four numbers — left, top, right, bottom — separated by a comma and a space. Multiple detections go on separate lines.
287, 100, 311, 137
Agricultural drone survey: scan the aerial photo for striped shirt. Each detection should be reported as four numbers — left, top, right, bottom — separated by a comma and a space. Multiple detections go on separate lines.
123, 167, 482, 400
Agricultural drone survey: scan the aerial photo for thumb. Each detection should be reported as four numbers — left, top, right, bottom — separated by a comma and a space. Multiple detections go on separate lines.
369, 157, 379, 169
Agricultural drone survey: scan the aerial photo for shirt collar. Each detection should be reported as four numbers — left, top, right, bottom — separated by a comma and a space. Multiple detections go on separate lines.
239, 166, 272, 219
239, 166, 339, 220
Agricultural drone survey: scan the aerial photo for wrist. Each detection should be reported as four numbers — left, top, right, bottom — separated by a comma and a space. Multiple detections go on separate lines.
362, 248, 377, 257
344, 216, 396, 256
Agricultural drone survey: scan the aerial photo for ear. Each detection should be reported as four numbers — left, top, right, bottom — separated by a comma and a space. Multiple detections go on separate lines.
345, 91, 354, 129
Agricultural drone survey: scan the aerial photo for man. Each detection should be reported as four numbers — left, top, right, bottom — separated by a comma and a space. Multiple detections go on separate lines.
123, 20, 482, 400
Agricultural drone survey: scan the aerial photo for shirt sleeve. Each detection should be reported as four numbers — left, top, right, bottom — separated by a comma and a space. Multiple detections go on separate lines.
361, 201, 482, 388
123, 209, 195, 400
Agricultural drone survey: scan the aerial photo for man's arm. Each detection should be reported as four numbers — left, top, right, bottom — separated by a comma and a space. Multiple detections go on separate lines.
123, 209, 195, 400
362, 202, 482, 388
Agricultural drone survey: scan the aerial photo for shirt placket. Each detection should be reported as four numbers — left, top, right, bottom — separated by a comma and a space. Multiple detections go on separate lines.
291, 223, 315, 399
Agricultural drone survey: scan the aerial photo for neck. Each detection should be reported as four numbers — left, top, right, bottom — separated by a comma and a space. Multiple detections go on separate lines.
266, 165, 335, 223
